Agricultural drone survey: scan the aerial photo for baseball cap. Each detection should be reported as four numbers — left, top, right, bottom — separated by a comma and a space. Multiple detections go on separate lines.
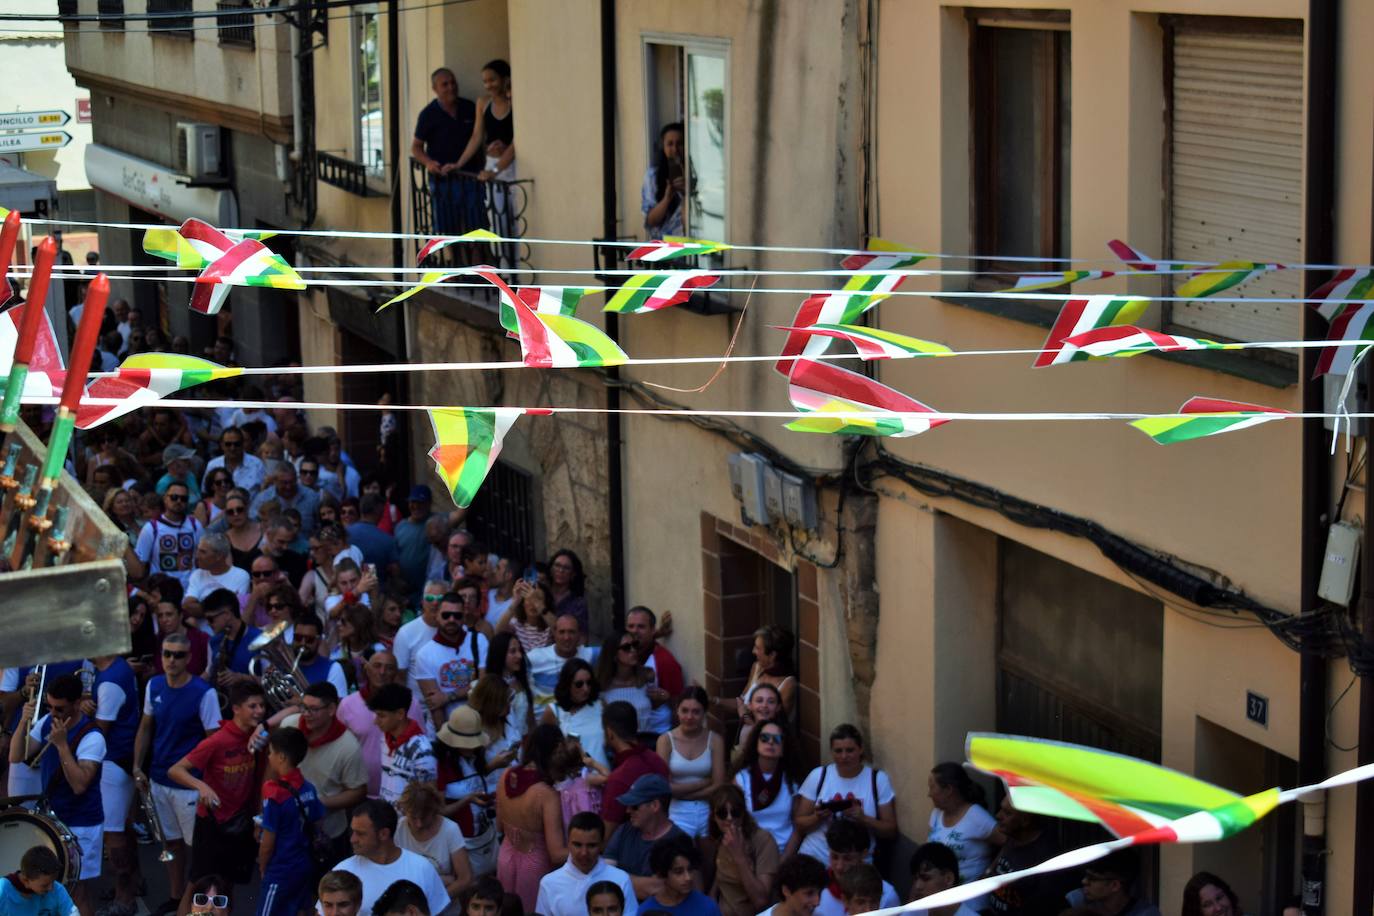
408, 484, 433, 502
617, 773, 671, 807
163, 443, 196, 466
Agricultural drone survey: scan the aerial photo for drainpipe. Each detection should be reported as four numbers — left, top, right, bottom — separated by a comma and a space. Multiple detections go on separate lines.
1301, 1, 1335, 914
601, 0, 626, 631
387, 0, 402, 270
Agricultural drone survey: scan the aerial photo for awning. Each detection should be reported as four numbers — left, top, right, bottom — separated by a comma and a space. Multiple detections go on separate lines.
84, 143, 237, 226
0, 161, 58, 216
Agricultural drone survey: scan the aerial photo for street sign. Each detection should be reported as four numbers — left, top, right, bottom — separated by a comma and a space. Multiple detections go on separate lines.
0, 110, 71, 131
0, 132, 72, 153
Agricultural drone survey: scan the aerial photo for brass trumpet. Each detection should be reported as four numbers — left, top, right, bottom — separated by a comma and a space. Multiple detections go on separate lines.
138, 779, 176, 863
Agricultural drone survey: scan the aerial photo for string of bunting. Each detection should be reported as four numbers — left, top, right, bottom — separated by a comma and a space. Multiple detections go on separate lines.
4, 213, 1373, 509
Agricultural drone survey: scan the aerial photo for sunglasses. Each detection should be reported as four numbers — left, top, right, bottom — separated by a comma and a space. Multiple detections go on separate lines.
618, 643, 636, 653
193, 894, 230, 908
758, 732, 784, 745
252, 570, 276, 579
439, 611, 464, 621
299, 467, 318, 476
715, 805, 742, 820
572, 678, 592, 688
226, 506, 246, 515
221, 439, 243, 448
423, 594, 443, 602
211, 478, 230, 487
165, 494, 188, 502
162, 650, 189, 660
267, 601, 289, 610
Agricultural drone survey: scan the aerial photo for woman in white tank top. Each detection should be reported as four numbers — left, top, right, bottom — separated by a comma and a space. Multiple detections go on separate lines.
655, 686, 726, 837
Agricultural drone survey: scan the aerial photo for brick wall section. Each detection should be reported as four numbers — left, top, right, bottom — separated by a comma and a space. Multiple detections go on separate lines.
700, 511, 821, 764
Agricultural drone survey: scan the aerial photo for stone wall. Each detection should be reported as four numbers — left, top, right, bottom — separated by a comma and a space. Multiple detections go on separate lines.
407, 304, 615, 631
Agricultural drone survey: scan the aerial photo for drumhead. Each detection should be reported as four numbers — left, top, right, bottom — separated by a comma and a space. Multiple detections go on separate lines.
0, 807, 80, 883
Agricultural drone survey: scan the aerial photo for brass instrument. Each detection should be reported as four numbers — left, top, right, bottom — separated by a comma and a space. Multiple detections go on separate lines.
248, 620, 308, 709
138, 780, 176, 863
22, 664, 47, 765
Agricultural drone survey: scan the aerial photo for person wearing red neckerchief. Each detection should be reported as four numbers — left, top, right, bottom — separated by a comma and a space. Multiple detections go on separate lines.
369, 683, 437, 809
281, 682, 368, 862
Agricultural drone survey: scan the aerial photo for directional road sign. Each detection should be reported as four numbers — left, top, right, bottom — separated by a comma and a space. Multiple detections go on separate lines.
0, 132, 73, 153
0, 111, 71, 131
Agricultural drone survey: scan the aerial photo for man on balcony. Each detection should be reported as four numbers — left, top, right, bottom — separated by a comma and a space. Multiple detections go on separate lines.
412, 67, 483, 236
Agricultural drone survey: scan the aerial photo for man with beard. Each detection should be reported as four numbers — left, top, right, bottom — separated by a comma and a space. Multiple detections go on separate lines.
412, 588, 488, 728
285, 611, 349, 699
251, 463, 321, 536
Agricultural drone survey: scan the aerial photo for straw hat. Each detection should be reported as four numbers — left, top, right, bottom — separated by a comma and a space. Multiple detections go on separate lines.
437, 704, 490, 750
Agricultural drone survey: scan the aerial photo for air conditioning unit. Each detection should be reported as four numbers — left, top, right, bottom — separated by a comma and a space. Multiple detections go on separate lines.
175, 122, 223, 179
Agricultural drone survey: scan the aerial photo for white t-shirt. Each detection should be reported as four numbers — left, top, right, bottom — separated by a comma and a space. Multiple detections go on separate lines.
527, 645, 595, 718
135, 515, 204, 586
796, 764, 896, 862
734, 768, 796, 853
186, 566, 251, 601
485, 590, 515, 629
927, 803, 998, 882
397, 815, 467, 878
393, 617, 437, 693
95, 679, 134, 725
535, 858, 639, 916
412, 631, 490, 719
29, 714, 106, 764
815, 880, 900, 916
205, 453, 267, 494
330, 849, 451, 916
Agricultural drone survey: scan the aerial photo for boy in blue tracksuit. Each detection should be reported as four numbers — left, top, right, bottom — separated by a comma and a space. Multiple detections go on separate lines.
257, 726, 325, 916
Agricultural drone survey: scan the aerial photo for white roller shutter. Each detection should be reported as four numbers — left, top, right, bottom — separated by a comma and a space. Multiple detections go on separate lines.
1168, 24, 1304, 343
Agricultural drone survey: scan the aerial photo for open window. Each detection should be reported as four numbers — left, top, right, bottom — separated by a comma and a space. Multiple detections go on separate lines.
643, 37, 729, 260
354, 6, 384, 180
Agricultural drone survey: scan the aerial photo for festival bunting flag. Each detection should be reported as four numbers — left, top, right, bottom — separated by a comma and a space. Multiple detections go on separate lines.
500, 287, 592, 338
1058, 326, 1240, 360
416, 228, 502, 265
967, 733, 1279, 844
1002, 270, 1115, 293
627, 236, 732, 263
774, 291, 889, 376
427, 407, 525, 508
784, 357, 946, 438
0, 299, 65, 401
140, 220, 302, 315
1313, 302, 1374, 377
772, 323, 952, 361
76, 353, 242, 429
1129, 396, 1290, 445
839, 238, 925, 296
1311, 268, 1374, 320
602, 270, 718, 314
1106, 240, 1282, 297
475, 267, 626, 368
1032, 296, 1149, 367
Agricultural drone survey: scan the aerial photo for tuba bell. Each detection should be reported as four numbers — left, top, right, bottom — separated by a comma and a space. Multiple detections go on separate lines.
248, 619, 308, 709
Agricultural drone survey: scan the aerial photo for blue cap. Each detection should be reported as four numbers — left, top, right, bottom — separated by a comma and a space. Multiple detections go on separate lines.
408, 484, 433, 502
616, 773, 671, 807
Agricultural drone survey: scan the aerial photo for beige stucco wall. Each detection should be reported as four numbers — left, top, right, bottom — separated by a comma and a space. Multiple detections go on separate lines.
62, 0, 292, 117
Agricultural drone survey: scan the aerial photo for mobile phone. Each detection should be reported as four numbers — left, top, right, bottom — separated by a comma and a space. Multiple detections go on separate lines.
822, 799, 853, 813
523, 568, 539, 584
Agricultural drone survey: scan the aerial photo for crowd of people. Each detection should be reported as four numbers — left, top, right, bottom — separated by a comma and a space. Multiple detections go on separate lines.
0, 306, 1264, 916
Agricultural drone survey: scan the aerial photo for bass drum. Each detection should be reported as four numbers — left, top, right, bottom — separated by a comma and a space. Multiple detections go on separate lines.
0, 806, 81, 883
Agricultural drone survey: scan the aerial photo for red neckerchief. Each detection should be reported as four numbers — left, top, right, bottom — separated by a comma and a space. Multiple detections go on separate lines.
827, 869, 843, 900
4, 872, 30, 895
749, 760, 784, 809
359, 677, 376, 702
433, 629, 468, 649
504, 765, 543, 798
307, 717, 348, 748
384, 719, 424, 754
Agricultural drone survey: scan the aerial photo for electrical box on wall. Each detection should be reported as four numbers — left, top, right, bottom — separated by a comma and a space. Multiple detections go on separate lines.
780, 471, 818, 530
1318, 520, 1362, 606
727, 453, 771, 526
176, 122, 223, 180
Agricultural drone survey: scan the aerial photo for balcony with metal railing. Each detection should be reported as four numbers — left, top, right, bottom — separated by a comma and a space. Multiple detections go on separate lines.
409, 159, 531, 272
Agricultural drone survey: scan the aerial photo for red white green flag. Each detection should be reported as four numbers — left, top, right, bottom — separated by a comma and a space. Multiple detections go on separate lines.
1129, 396, 1290, 444
1033, 296, 1149, 367
603, 271, 719, 314
785, 357, 946, 438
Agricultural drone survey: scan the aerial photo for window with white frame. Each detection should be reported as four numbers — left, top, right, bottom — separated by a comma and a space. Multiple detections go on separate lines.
643, 37, 729, 260
354, 6, 384, 178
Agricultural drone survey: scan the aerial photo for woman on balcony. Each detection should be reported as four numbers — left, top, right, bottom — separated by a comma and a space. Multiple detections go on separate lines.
454, 59, 517, 264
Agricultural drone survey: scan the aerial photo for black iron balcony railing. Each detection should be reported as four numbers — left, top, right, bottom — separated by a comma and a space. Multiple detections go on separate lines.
57, 0, 78, 18
409, 159, 531, 271
215, 0, 254, 46
317, 151, 380, 197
